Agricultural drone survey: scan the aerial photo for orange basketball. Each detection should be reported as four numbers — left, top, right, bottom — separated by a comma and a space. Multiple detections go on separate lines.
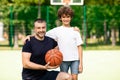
45, 49, 63, 66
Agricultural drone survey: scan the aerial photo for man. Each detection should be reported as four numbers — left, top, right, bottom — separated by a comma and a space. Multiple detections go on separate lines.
22, 18, 72, 80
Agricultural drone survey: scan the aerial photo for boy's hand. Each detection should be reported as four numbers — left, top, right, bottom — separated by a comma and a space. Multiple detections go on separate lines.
79, 64, 83, 73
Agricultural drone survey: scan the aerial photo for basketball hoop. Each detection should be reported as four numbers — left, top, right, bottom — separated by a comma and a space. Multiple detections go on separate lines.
50, 0, 84, 6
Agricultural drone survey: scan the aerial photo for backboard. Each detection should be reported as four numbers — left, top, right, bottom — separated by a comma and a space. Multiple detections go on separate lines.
50, 0, 84, 5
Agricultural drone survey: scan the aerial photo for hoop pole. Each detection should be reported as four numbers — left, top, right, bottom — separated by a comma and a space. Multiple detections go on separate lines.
9, 5, 13, 47
46, 6, 50, 31
83, 5, 86, 49
38, 0, 41, 18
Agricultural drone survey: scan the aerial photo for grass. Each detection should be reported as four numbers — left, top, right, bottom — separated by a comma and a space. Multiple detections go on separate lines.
84, 45, 120, 50
0, 42, 120, 50
0, 50, 120, 80
0, 45, 120, 50
0, 39, 120, 50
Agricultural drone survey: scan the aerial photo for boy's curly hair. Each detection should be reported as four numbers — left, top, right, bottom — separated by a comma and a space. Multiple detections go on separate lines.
57, 6, 74, 19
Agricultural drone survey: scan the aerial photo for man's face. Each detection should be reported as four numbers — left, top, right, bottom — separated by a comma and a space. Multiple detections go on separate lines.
34, 22, 46, 39
60, 14, 71, 26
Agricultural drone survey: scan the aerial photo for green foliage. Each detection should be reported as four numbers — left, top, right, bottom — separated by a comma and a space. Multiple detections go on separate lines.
0, 0, 120, 46
85, 0, 120, 5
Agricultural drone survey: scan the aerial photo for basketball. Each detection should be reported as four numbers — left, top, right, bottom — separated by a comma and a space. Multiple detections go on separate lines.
45, 49, 63, 66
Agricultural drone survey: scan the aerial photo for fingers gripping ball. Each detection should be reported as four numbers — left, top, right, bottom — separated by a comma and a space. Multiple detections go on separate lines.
45, 49, 63, 66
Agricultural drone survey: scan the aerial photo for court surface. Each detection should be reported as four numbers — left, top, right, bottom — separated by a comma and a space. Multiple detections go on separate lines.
0, 50, 120, 80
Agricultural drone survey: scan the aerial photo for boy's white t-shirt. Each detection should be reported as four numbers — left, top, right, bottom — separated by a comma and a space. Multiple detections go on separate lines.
46, 26, 83, 61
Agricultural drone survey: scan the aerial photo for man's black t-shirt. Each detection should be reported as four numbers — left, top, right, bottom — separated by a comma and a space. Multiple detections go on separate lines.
22, 36, 58, 80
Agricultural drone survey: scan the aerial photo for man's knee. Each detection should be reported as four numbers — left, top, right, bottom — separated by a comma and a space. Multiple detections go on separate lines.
56, 72, 72, 80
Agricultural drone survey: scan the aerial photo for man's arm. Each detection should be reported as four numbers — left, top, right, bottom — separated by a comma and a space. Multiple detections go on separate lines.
22, 52, 47, 70
22, 52, 58, 70
23, 34, 35, 44
78, 45, 83, 73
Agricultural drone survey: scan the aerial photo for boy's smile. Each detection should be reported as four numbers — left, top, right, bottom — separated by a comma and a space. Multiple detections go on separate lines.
61, 14, 71, 27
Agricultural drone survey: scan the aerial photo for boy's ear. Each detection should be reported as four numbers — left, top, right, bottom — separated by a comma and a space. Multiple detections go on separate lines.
59, 19, 62, 22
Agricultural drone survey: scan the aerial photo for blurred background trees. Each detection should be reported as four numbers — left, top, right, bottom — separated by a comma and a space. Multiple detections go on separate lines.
0, 0, 120, 48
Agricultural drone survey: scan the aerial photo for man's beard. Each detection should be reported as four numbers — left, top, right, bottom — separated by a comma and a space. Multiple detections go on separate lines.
36, 32, 45, 40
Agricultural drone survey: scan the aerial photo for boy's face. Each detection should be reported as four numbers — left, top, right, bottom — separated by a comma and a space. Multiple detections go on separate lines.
60, 14, 71, 26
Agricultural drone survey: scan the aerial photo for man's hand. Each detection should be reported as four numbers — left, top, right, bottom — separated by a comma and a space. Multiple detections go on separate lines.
74, 26, 80, 32
45, 62, 59, 69
23, 35, 32, 44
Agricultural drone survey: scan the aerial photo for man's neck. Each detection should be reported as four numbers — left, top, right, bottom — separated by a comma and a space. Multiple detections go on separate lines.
35, 35, 44, 41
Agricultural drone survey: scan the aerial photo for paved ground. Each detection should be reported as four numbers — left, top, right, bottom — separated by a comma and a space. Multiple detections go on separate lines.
79, 50, 120, 80
0, 50, 120, 80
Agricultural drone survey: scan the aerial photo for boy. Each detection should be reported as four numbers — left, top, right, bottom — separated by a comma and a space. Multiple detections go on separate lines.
46, 6, 83, 80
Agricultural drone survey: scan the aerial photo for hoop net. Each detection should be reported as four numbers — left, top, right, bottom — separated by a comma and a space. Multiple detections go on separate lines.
63, 0, 70, 6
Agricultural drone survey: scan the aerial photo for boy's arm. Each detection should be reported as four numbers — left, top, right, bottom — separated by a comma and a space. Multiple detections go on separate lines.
78, 45, 83, 73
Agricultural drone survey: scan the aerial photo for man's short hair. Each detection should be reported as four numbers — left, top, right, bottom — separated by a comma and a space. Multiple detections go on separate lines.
34, 18, 46, 27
